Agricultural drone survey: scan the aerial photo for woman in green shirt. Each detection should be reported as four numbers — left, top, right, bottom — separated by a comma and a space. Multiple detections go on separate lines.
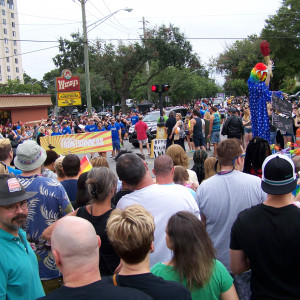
151, 212, 238, 300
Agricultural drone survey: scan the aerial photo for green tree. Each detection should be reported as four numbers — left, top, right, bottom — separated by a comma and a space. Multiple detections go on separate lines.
94, 24, 196, 111
0, 79, 43, 94
261, 0, 300, 91
214, 36, 262, 87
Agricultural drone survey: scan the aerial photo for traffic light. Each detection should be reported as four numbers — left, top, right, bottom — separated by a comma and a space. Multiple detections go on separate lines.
162, 84, 170, 92
151, 85, 159, 93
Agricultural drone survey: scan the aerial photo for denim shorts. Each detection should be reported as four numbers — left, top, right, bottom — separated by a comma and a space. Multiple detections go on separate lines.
244, 127, 252, 134
112, 140, 120, 151
211, 131, 220, 144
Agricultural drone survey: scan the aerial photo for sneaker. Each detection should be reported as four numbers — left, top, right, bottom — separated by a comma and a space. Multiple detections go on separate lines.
110, 155, 114, 158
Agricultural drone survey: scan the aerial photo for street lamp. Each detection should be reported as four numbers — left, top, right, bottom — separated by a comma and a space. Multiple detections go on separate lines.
80, 1, 133, 117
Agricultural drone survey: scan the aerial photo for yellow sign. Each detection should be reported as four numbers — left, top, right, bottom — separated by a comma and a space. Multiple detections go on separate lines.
40, 131, 113, 155
57, 91, 82, 107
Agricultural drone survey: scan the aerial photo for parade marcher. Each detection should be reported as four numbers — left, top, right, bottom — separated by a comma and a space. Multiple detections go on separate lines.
14, 140, 73, 294
165, 111, 176, 149
196, 138, 266, 299
130, 111, 139, 126
170, 113, 185, 151
190, 109, 204, 151
39, 216, 152, 300
135, 115, 151, 156
230, 154, 300, 299
61, 121, 71, 135
116, 153, 199, 266
0, 174, 45, 300
221, 107, 244, 140
107, 117, 122, 159
208, 106, 221, 157
103, 204, 192, 300
51, 125, 62, 136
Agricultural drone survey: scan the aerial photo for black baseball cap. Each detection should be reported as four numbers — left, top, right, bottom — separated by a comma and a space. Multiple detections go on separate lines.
261, 154, 297, 195
0, 174, 36, 205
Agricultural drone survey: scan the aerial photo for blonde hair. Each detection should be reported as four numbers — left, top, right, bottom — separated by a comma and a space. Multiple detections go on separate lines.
243, 108, 250, 122
54, 156, 65, 179
38, 126, 45, 133
176, 113, 182, 120
204, 111, 210, 120
91, 156, 109, 168
107, 204, 155, 264
166, 144, 189, 169
0, 138, 12, 161
0, 162, 8, 174
204, 157, 218, 180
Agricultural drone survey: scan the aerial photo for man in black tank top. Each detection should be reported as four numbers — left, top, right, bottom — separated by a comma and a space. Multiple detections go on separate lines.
190, 109, 204, 151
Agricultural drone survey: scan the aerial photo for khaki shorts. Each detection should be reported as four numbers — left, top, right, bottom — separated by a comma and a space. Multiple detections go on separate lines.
138, 138, 148, 145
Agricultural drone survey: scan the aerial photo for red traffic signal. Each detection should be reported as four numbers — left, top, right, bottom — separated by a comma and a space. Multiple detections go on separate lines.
151, 85, 159, 93
162, 84, 170, 92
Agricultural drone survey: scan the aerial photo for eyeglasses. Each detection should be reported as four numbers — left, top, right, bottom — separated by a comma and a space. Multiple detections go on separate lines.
233, 153, 246, 165
3, 201, 28, 213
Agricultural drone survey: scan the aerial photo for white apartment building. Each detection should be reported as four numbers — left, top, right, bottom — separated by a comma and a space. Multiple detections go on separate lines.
0, 0, 23, 83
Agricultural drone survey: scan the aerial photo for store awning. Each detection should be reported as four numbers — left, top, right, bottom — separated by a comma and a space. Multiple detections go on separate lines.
0, 95, 52, 109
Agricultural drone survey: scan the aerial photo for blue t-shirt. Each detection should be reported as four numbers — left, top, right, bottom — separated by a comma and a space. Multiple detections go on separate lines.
95, 127, 106, 132
61, 179, 78, 206
51, 131, 62, 136
17, 175, 73, 280
107, 123, 121, 141
62, 126, 71, 135
0, 228, 45, 299
7, 165, 22, 175
131, 115, 139, 125
85, 124, 98, 132
119, 122, 126, 133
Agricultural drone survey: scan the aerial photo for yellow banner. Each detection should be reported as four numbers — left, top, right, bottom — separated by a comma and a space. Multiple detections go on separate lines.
40, 131, 113, 155
57, 91, 82, 107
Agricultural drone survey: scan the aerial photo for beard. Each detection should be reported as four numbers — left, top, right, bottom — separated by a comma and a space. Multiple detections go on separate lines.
9, 214, 27, 231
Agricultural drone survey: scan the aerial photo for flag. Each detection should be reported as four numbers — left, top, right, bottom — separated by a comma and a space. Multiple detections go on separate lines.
79, 155, 92, 175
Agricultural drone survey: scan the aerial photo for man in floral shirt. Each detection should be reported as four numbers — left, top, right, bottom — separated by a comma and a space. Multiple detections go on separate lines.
14, 140, 73, 295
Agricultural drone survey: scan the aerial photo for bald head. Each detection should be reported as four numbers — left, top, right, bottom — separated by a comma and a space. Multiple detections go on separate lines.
154, 155, 174, 176
52, 216, 99, 269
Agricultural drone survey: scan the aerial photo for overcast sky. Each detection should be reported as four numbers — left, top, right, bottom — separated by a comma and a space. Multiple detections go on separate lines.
18, 0, 283, 84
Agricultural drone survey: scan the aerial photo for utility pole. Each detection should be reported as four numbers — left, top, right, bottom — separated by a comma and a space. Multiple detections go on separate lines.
142, 17, 151, 101
80, 0, 92, 117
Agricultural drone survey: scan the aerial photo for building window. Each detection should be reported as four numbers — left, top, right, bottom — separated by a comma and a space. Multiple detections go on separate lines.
7, 75, 11, 80
16, 67, 19, 73
3, 18, 6, 24
16, 76, 19, 81
15, 58, 18, 64
12, 31, 16, 36
11, 21, 15, 27
7, 66, 10, 72
7, 0, 13, 10
6, 57, 9, 62
0, 75, 2, 81
4, 38, 8, 44
13, 49, 17, 54
3, 28, 7, 34
13, 40, 16, 46
0, 0, 4, 6
5, 47, 8, 53
11, 12, 14, 18
0, 66, 1, 74
1, 9, 4, 15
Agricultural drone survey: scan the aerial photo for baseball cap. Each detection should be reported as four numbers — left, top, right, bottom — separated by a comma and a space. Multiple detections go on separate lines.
262, 154, 297, 195
0, 174, 36, 205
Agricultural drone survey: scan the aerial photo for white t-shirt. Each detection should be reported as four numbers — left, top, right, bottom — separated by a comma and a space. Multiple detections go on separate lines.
196, 170, 267, 271
117, 183, 200, 266
187, 169, 199, 186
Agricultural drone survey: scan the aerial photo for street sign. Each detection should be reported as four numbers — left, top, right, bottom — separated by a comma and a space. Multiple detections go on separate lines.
57, 91, 82, 107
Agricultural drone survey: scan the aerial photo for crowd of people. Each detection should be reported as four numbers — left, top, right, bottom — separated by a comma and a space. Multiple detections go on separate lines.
1, 98, 300, 300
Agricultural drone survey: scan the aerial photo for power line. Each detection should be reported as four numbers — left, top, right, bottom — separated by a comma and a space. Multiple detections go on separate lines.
0, 45, 59, 60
